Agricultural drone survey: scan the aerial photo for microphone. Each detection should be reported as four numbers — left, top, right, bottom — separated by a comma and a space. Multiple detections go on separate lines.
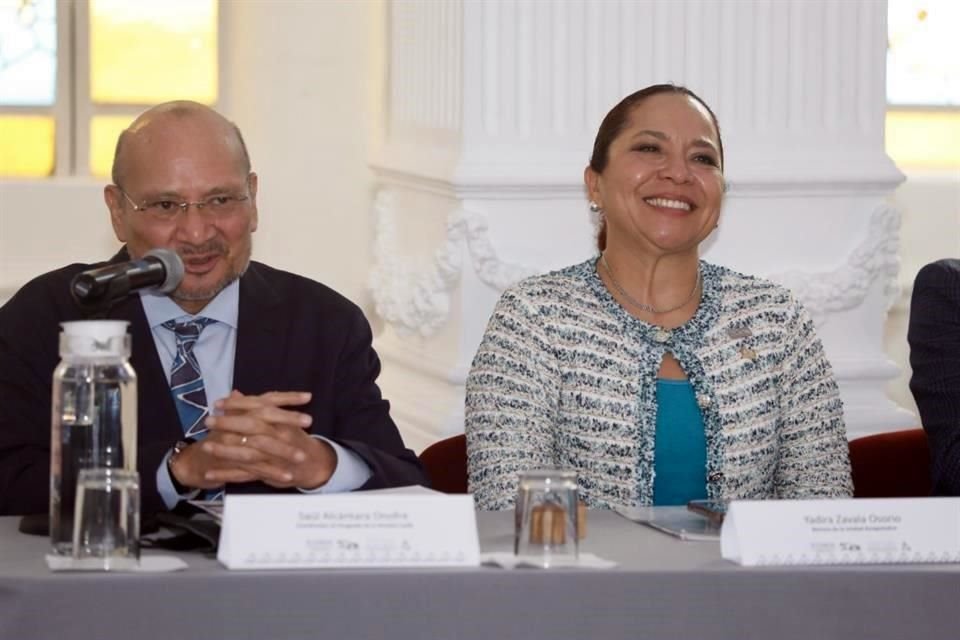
71, 248, 185, 306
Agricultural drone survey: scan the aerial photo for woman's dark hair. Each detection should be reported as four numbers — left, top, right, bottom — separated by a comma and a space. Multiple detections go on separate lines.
590, 84, 724, 251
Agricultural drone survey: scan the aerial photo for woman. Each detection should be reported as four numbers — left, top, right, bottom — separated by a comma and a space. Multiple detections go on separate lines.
465, 84, 852, 510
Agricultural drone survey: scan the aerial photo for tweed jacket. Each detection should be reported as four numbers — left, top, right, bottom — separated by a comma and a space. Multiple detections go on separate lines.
465, 258, 853, 510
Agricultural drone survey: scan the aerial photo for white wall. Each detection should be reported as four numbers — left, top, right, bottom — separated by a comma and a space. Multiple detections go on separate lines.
0, 180, 114, 299
221, 0, 382, 312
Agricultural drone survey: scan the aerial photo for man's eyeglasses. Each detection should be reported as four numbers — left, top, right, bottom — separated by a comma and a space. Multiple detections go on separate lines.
116, 187, 251, 222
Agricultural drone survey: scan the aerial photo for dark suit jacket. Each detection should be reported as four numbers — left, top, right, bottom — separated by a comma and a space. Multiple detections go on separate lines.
908, 259, 960, 496
0, 251, 426, 515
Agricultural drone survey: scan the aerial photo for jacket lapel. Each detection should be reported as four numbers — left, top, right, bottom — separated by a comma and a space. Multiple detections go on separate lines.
233, 263, 286, 394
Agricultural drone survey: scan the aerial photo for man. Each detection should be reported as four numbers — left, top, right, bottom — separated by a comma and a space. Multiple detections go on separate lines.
0, 101, 426, 515
908, 259, 960, 496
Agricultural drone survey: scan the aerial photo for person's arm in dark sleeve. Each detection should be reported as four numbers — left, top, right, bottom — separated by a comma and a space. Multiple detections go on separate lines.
329, 306, 427, 489
0, 279, 64, 515
909, 260, 960, 496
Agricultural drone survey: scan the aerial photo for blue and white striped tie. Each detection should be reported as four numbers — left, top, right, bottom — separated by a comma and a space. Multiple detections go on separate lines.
164, 318, 223, 500
162, 318, 218, 438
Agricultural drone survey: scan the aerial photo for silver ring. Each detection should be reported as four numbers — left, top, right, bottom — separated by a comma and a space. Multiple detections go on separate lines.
240, 436, 248, 446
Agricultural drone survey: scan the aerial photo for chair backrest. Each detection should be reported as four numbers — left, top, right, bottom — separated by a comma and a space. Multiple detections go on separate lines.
419, 430, 933, 497
419, 434, 468, 494
848, 429, 931, 498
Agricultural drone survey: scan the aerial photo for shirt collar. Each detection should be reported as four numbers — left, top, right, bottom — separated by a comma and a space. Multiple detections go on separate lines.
139, 278, 240, 329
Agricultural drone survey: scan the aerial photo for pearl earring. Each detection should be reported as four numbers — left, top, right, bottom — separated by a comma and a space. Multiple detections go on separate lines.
589, 201, 601, 213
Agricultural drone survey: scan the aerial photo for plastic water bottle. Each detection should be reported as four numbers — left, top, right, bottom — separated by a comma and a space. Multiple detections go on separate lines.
50, 321, 137, 555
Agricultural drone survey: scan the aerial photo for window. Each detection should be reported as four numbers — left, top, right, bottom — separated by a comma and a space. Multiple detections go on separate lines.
0, 0, 218, 179
0, 0, 56, 176
886, 0, 960, 170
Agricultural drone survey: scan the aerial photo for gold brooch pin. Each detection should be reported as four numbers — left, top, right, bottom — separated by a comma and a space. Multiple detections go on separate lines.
740, 346, 757, 361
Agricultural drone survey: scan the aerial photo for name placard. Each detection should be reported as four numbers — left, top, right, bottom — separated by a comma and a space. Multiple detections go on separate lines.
721, 498, 960, 566
217, 492, 480, 569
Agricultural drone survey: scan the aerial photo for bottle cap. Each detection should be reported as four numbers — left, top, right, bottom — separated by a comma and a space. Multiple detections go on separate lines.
59, 321, 131, 358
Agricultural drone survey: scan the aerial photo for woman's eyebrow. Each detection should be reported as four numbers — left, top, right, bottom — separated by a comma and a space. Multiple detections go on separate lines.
691, 138, 719, 152
633, 129, 667, 140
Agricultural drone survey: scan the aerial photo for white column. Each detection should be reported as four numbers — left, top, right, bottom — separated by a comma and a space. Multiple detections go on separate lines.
371, 0, 911, 451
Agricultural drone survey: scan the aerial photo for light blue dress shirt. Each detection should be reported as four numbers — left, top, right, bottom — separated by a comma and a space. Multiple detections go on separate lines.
140, 280, 372, 508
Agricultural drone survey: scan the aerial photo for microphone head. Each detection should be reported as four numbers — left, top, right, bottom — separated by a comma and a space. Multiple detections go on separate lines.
145, 248, 184, 294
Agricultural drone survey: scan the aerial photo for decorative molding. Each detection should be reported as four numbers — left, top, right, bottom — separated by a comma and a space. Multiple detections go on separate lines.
388, 0, 463, 134
371, 191, 901, 335
766, 204, 901, 324
371, 156, 904, 199
387, 1, 887, 147
465, 203, 539, 292
368, 190, 462, 338
368, 188, 536, 337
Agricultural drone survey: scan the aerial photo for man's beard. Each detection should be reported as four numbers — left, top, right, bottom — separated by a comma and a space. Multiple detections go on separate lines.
172, 274, 239, 303
170, 237, 252, 303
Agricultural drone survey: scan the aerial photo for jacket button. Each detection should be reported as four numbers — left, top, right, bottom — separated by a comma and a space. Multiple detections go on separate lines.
696, 393, 712, 408
708, 471, 723, 482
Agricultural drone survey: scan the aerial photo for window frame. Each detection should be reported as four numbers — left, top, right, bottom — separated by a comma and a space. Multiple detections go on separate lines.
0, 0, 223, 179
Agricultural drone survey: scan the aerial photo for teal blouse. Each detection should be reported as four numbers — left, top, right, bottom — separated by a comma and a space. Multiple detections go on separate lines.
652, 379, 708, 506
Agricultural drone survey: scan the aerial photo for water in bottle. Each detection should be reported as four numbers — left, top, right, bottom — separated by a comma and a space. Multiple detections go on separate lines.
50, 321, 137, 555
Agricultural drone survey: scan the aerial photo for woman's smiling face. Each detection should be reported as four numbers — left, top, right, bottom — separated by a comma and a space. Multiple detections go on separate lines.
586, 92, 725, 257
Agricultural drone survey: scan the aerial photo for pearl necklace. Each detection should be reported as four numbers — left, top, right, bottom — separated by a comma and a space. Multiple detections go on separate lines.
599, 254, 701, 315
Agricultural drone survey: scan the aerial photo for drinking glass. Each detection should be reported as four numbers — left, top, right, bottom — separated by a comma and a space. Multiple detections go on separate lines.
72, 468, 140, 570
514, 469, 579, 567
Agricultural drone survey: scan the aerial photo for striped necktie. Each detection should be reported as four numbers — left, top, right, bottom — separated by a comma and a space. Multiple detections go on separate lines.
162, 318, 218, 438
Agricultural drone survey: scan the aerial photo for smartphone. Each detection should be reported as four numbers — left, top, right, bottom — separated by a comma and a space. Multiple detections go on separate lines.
687, 499, 728, 526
